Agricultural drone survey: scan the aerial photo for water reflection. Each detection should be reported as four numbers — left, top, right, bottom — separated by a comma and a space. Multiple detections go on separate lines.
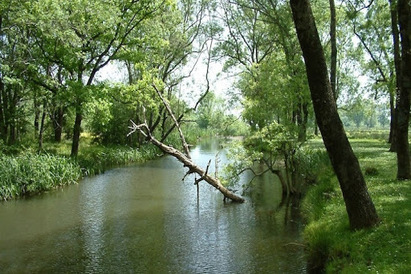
80, 175, 107, 272
0, 139, 306, 273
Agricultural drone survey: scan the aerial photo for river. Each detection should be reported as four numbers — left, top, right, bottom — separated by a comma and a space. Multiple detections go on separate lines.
0, 139, 306, 273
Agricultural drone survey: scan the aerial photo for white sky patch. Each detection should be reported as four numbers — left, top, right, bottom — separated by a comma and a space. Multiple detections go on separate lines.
95, 61, 128, 83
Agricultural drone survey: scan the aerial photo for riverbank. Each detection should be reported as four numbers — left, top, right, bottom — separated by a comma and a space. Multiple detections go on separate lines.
302, 138, 411, 273
0, 139, 160, 201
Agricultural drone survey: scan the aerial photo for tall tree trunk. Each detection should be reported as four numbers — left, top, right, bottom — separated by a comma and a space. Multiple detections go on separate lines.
71, 69, 84, 157
0, 16, 6, 142
52, 107, 64, 142
290, 0, 379, 229
297, 102, 308, 141
389, 0, 401, 151
0, 78, 7, 142
71, 110, 82, 157
389, 91, 397, 148
38, 101, 47, 151
34, 97, 40, 139
8, 119, 16, 145
396, 0, 411, 179
329, 0, 337, 102
8, 91, 18, 145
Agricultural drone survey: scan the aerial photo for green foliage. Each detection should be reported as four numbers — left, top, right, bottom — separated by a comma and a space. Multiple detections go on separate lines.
345, 130, 390, 140
86, 78, 161, 145
341, 98, 388, 130
303, 139, 411, 273
0, 153, 81, 200
247, 122, 298, 153
222, 141, 264, 186
294, 143, 331, 184
194, 91, 248, 136
1, 0, 176, 151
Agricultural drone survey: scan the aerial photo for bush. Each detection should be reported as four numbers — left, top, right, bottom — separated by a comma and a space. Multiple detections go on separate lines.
294, 145, 331, 185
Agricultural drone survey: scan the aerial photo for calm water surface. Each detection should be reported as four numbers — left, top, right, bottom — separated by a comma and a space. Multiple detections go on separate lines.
0, 140, 306, 273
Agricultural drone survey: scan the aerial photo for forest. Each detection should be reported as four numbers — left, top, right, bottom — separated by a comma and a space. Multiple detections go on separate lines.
0, 0, 410, 273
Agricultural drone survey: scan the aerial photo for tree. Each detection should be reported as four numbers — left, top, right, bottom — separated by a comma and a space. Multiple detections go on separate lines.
290, 0, 379, 229
347, 0, 398, 148
196, 91, 225, 130
396, 0, 411, 179
22, 0, 167, 156
0, 1, 32, 145
389, 0, 401, 150
329, 0, 337, 102
346, 98, 366, 128
218, 0, 311, 141
119, 0, 218, 143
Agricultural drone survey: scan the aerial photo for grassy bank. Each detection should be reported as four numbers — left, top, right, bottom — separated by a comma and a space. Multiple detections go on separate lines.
302, 138, 411, 273
0, 138, 161, 201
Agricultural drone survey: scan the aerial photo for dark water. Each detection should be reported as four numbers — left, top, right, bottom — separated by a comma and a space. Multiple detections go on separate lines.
0, 140, 306, 273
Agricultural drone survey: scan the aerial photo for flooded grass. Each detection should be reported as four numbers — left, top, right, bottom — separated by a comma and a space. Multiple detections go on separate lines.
302, 138, 411, 273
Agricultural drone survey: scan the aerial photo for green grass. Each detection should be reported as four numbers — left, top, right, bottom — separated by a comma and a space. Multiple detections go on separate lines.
302, 138, 411, 273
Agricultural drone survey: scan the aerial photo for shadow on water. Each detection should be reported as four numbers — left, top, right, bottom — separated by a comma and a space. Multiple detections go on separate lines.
0, 139, 306, 273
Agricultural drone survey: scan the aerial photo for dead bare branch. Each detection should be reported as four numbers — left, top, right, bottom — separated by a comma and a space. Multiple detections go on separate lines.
153, 84, 191, 158
195, 159, 212, 185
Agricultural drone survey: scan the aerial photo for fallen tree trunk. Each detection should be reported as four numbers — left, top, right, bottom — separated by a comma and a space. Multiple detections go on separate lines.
128, 120, 245, 203
128, 83, 245, 203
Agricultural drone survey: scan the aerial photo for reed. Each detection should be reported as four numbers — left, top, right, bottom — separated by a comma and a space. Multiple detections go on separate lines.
0, 153, 81, 200
77, 144, 160, 175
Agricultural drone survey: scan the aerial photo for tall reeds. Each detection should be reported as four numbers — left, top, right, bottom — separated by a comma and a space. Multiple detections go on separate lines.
0, 143, 160, 201
0, 153, 81, 200
77, 145, 160, 175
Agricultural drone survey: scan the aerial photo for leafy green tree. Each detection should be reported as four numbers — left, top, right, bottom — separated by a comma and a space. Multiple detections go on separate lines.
343, 98, 365, 128
346, 0, 398, 146
20, 0, 168, 156
196, 91, 226, 130
218, 0, 312, 141
0, 1, 33, 145
377, 103, 390, 128
118, 0, 218, 143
